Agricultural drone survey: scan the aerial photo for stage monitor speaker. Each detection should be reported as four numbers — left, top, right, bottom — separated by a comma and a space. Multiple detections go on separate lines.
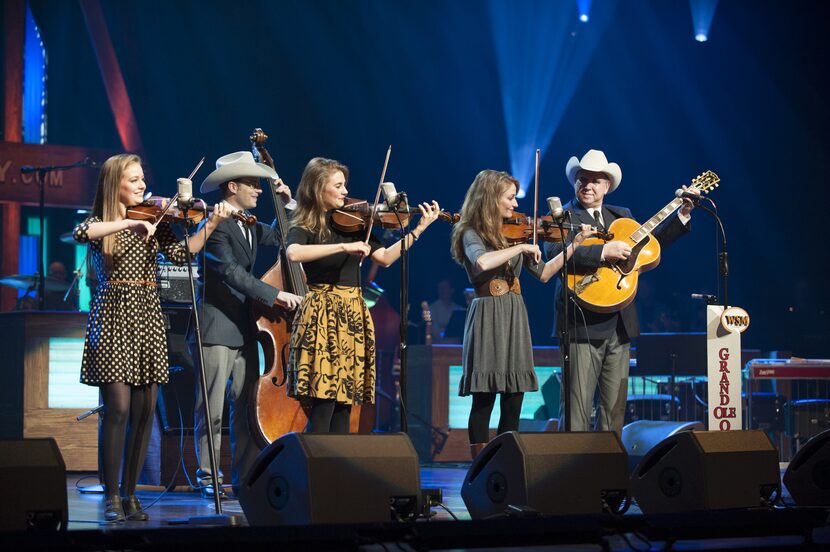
621, 420, 703, 474
238, 432, 421, 525
630, 430, 779, 513
461, 431, 628, 518
0, 438, 67, 531
783, 428, 830, 506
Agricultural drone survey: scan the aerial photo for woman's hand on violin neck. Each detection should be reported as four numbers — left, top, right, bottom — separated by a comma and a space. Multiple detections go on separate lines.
414, 201, 441, 232
126, 219, 156, 242
573, 224, 596, 246
343, 241, 371, 258
206, 201, 233, 228
522, 243, 542, 264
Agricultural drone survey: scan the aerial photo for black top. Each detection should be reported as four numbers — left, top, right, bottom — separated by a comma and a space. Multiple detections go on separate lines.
287, 218, 382, 287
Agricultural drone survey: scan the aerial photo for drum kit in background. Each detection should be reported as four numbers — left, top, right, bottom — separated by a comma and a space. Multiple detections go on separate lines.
0, 230, 84, 311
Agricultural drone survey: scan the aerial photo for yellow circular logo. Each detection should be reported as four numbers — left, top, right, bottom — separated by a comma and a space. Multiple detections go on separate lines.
720, 306, 750, 333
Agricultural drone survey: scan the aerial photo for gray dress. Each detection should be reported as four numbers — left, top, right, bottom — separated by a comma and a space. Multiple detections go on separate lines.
458, 230, 543, 396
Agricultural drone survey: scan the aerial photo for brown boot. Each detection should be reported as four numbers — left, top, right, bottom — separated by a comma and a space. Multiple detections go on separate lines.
470, 443, 487, 460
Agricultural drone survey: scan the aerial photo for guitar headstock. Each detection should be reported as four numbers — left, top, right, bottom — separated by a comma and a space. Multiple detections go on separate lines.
690, 170, 720, 195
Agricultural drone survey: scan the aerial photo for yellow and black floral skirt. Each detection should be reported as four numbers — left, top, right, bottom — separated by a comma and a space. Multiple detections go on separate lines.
287, 284, 376, 405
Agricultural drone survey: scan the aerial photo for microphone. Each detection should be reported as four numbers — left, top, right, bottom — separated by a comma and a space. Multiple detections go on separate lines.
82, 157, 101, 168
546, 196, 566, 222
675, 189, 700, 203
20, 166, 37, 174
177, 178, 196, 208
381, 182, 406, 210
691, 293, 718, 303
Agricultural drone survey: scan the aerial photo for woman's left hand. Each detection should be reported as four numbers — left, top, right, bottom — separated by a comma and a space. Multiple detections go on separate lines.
573, 223, 597, 246
415, 200, 441, 233
208, 201, 233, 226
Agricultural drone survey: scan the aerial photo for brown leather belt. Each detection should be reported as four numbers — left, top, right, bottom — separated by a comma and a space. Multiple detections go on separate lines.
103, 280, 158, 287
475, 278, 521, 298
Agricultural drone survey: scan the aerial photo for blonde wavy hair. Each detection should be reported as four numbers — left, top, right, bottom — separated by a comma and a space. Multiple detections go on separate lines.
91, 153, 141, 271
290, 157, 349, 242
450, 169, 519, 265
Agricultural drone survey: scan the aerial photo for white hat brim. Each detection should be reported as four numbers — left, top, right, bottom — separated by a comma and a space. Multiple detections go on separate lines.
200, 162, 277, 194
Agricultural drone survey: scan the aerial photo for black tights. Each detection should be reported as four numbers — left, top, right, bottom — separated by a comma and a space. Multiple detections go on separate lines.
468, 392, 524, 444
305, 398, 352, 433
99, 383, 158, 497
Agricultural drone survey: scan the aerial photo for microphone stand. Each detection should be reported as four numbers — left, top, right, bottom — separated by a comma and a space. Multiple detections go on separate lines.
555, 212, 573, 432
178, 204, 240, 526
21, 159, 97, 310
388, 195, 410, 435
692, 198, 729, 308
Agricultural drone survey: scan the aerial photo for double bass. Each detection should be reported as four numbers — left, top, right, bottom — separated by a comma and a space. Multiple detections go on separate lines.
247, 129, 309, 446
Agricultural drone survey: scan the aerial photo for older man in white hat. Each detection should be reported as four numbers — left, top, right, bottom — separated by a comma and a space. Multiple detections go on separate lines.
544, 149, 698, 435
192, 151, 304, 498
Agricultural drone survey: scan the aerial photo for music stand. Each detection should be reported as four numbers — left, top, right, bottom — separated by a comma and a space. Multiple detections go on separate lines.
634, 332, 707, 421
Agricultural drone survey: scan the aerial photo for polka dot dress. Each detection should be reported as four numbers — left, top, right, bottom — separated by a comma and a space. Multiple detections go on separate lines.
74, 216, 189, 386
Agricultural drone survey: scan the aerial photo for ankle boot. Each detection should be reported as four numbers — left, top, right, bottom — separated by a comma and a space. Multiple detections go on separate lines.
104, 494, 125, 522
122, 495, 149, 521
470, 443, 487, 460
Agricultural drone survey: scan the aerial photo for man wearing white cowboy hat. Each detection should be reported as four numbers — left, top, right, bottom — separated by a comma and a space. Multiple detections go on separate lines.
544, 149, 699, 434
191, 151, 304, 498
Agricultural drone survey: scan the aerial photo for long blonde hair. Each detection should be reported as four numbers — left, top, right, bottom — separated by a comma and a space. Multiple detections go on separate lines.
290, 157, 349, 242
91, 153, 141, 270
450, 169, 519, 265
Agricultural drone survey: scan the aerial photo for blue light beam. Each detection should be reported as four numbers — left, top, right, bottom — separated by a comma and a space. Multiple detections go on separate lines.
488, 0, 616, 196
689, 0, 718, 43
577, 0, 592, 23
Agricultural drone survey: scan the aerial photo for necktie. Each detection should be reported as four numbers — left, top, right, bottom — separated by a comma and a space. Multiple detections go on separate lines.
592, 209, 605, 230
242, 222, 252, 249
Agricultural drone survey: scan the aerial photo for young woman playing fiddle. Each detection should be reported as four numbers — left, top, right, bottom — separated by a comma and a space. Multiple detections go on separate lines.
73, 154, 231, 521
450, 169, 595, 459
285, 157, 441, 433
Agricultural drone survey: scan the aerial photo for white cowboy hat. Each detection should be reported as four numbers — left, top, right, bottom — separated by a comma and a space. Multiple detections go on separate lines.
565, 149, 622, 192
200, 151, 278, 193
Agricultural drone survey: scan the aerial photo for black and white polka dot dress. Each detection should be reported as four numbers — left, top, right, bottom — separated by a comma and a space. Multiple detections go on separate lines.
74, 216, 189, 386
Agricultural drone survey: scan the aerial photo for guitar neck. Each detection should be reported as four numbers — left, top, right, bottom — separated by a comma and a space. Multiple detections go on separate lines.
629, 197, 683, 244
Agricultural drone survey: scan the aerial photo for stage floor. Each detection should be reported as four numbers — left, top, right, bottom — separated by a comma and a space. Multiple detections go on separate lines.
65, 463, 473, 529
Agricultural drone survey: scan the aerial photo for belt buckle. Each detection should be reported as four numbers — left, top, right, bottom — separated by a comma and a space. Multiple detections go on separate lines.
489, 279, 508, 297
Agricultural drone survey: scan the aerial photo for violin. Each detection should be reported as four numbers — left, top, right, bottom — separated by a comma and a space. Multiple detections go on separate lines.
331, 197, 460, 233
126, 197, 257, 227
501, 212, 614, 244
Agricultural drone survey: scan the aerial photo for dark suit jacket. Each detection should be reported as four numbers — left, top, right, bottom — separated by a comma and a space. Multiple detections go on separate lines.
196, 218, 282, 347
543, 198, 690, 342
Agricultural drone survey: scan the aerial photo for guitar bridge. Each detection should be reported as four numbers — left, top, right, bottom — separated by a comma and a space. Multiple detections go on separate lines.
574, 272, 599, 295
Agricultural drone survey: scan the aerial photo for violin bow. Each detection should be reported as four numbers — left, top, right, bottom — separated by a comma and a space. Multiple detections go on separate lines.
360, 145, 392, 265
532, 148, 540, 248
149, 156, 206, 229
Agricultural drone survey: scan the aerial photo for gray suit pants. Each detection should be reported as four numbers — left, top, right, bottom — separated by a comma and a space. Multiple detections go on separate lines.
193, 342, 259, 488
559, 331, 630, 434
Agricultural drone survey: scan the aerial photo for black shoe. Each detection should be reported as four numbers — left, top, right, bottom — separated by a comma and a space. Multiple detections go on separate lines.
122, 495, 149, 521
104, 495, 125, 522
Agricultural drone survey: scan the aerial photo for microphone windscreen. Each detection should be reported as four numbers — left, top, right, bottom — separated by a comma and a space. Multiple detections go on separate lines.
381, 182, 398, 204
546, 196, 563, 218
177, 178, 193, 202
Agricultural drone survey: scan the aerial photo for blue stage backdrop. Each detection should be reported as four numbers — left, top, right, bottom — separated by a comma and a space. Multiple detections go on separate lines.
18, 0, 830, 357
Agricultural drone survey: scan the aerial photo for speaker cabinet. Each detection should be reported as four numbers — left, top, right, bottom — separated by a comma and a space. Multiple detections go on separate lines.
630, 430, 779, 513
783, 429, 830, 506
238, 432, 420, 525
621, 420, 703, 474
0, 439, 67, 531
461, 431, 628, 518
